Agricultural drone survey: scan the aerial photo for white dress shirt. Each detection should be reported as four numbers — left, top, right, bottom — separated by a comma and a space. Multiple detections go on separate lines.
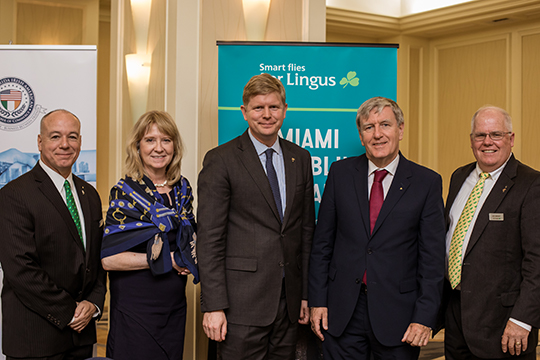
367, 154, 400, 200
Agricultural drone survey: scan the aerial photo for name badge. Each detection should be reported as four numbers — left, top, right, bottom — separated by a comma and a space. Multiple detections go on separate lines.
489, 213, 504, 221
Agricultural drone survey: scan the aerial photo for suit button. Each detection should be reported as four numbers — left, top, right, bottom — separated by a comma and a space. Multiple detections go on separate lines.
86, 268, 91, 273
279, 261, 284, 267
367, 248, 373, 254
355, 278, 360, 284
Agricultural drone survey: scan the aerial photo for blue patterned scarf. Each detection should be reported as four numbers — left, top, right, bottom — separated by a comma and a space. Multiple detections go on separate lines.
101, 175, 199, 283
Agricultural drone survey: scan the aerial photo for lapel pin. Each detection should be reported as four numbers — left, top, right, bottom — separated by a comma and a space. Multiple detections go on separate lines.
502, 186, 507, 193
400, 187, 403, 191
82, 186, 85, 195
292, 158, 295, 163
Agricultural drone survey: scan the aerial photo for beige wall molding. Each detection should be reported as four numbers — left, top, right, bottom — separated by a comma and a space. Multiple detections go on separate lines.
328, 0, 540, 39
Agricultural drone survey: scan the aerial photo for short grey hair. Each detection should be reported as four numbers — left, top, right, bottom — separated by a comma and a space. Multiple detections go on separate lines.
356, 97, 404, 131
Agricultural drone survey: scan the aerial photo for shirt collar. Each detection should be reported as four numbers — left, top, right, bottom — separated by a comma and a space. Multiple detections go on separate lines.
475, 153, 512, 182
39, 159, 74, 194
368, 154, 400, 177
248, 129, 282, 156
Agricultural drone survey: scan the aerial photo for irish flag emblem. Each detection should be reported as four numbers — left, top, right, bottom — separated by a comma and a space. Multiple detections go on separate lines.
1, 90, 22, 111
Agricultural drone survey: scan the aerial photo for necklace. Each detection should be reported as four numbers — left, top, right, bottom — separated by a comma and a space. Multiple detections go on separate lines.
153, 180, 167, 187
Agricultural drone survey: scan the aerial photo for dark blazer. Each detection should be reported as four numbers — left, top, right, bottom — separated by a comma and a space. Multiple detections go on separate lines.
443, 155, 540, 358
0, 163, 106, 358
197, 130, 315, 326
309, 153, 445, 347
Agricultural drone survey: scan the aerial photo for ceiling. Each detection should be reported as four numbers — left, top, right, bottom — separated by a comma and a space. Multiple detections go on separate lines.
327, 0, 540, 39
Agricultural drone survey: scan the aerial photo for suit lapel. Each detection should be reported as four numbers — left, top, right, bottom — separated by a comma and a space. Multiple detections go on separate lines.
237, 131, 282, 224
34, 164, 85, 252
465, 156, 517, 257
281, 139, 297, 228
371, 154, 411, 237
353, 156, 371, 238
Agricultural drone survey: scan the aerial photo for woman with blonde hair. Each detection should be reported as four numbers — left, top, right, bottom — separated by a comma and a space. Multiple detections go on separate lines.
101, 110, 198, 360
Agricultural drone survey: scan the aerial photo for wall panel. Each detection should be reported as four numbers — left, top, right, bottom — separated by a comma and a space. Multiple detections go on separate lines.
436, 38, 507, 186
521, 31, 540, 170
408, 47, 421, 161
17, 2, 83, 44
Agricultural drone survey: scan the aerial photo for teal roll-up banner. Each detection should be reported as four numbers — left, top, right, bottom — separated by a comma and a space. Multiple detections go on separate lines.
218, 42, 398, 215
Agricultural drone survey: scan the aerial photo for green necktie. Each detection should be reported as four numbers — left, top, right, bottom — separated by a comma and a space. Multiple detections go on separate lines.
64, 180, 83, 244
448, 172, 490, 289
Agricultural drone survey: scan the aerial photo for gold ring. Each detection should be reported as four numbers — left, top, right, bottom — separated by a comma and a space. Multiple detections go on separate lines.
516, 341, 521, 346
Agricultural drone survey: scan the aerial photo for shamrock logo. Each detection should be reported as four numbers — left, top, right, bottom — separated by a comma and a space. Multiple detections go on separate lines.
339, 71, 359, 88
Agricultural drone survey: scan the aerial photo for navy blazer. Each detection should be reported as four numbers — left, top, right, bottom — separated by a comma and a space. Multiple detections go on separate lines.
309, 153, 445, 346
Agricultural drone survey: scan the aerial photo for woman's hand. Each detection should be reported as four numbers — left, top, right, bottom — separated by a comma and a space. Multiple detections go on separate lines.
171, 252, 191, 275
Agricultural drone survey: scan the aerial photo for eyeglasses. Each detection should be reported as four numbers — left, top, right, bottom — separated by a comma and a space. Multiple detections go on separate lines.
471, 131, 512, 142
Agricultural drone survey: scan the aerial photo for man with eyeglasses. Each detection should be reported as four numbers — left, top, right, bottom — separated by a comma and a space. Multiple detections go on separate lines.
442, 105, 540, 359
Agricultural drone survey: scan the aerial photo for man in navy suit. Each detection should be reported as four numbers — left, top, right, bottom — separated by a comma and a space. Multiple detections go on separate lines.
309, 97, 445, 359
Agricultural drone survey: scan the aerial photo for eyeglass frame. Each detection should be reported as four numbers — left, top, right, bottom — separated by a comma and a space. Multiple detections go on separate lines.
470, 131, 512, 142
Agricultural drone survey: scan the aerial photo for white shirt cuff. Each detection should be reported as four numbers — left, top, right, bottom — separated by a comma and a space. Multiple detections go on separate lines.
509, 318, 532, 332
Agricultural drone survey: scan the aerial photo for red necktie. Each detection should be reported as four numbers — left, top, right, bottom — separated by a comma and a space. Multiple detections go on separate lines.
369, 169, 388, 233
363, 169, 388, 284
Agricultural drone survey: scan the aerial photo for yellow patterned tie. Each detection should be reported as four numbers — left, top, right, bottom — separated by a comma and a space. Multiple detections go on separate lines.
448, 172, 490, 289
64, 180, 83, 244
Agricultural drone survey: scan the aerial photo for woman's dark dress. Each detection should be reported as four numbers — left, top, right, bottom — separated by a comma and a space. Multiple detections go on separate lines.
106, 191, 187, 360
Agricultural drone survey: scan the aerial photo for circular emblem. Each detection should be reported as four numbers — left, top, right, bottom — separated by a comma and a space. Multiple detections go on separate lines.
0, 77, 37, 131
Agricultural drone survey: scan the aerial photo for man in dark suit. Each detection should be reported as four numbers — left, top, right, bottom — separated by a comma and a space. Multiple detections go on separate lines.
309, 97, 445, 359
0, 109, 106, 360
197, 73, 315, 359
443, 106, 540, 359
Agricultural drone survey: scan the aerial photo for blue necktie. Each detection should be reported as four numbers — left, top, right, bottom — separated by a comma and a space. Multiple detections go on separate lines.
265, 148, 283, 221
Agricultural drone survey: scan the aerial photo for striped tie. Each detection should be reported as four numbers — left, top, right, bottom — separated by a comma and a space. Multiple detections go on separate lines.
64, 180, 83, 244
448, 172, 490, 289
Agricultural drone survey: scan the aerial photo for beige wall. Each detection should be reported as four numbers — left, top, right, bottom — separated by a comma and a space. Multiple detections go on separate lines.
428, 21, 540, 195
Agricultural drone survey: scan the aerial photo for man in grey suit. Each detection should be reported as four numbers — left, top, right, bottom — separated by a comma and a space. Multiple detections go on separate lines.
0, 110, 106, 360
197, 73, 315, 359
443, 105, 540, 359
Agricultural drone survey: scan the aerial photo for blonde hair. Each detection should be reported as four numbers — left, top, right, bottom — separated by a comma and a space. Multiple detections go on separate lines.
242, 73, 286, 106
125, 110, 184, 184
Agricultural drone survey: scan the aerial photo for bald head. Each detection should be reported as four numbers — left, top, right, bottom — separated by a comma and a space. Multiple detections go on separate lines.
38, 109, 82, 178
40, 109, 80, 134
